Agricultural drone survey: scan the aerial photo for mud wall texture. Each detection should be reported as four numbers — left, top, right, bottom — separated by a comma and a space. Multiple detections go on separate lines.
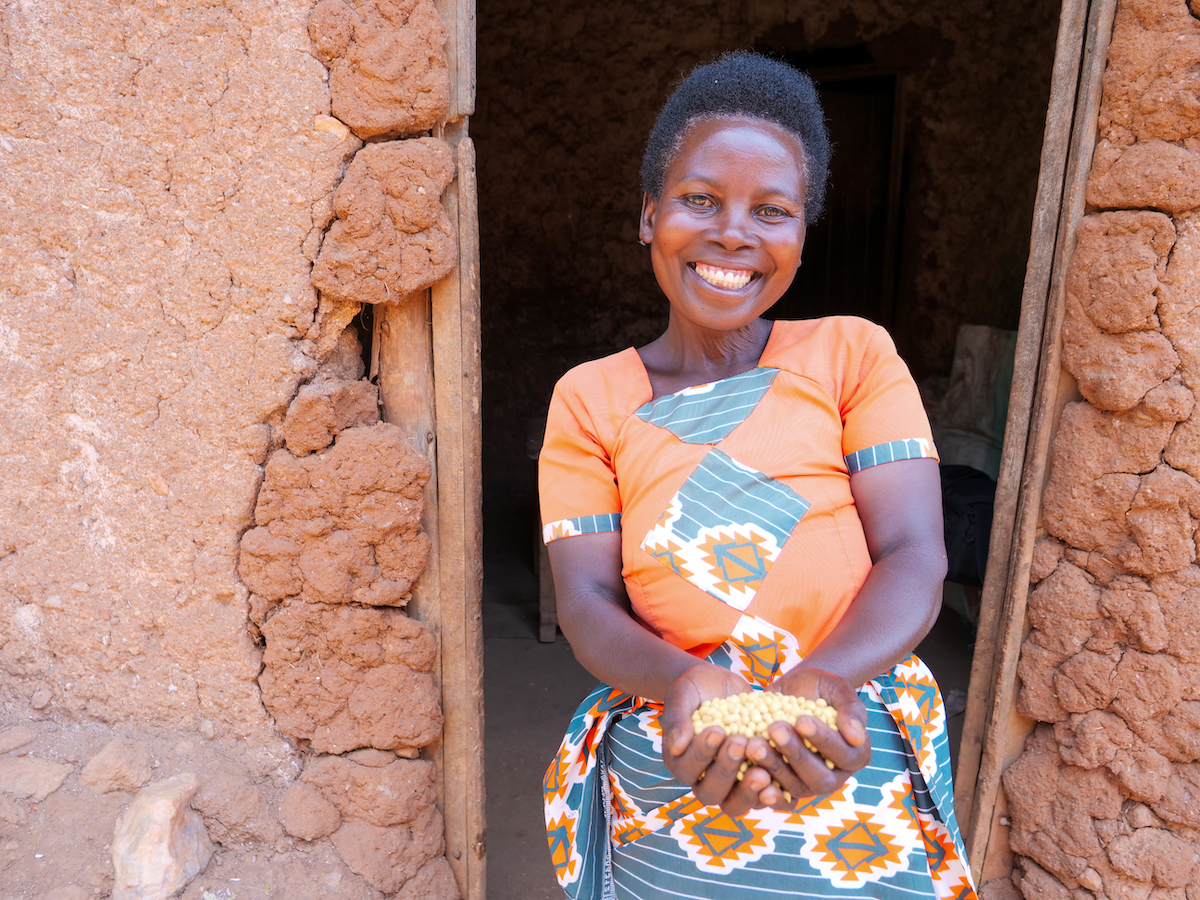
476, 0, 1061, 510
0, 0, 461, 896
1000, 1, 1200, 897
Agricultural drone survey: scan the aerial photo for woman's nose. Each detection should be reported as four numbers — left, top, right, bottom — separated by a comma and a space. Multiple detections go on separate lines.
711, 206, 758, 249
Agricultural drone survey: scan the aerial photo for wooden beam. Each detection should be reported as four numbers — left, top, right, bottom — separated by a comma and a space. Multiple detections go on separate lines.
957, 0, 1117, 882
377, 293, 446, 809
434, 0, 477, 120
431, 131, 484, 900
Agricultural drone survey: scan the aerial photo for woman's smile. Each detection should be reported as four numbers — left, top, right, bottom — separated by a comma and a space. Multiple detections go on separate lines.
690, 262, 760, 291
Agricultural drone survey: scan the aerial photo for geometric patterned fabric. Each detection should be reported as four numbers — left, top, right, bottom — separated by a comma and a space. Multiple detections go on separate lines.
641, 450, 809, 610
543, 512, 623, 544
634, 367, 781, 444
845, 437, 938, 475
543, 615, 978, 900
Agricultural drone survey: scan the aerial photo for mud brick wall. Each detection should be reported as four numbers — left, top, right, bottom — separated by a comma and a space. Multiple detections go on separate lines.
0, 0, 462, 896
1002, 1, 1200, 897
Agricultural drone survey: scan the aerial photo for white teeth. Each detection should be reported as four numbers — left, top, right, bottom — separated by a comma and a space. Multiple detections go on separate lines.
694, 263, 754, 290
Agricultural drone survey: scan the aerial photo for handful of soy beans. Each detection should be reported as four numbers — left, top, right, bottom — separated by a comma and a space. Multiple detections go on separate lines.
690, 691, 839, 793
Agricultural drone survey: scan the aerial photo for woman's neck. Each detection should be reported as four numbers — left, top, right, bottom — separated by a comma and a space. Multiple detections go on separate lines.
637, 316, 773, 398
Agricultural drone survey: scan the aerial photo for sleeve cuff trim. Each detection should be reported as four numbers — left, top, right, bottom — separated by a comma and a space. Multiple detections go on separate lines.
845, 438, 938, 474
543, 513, 622, 544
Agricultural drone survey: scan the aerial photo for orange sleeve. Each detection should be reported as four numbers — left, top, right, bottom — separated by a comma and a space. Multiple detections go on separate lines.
538, 369, 623, 543
840, 325, 938, 473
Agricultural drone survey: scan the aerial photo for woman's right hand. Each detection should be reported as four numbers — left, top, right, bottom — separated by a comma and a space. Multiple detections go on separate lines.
661, 663, 780, 816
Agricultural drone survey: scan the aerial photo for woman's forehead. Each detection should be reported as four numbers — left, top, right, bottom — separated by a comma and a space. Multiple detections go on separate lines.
666, 116, 808, 186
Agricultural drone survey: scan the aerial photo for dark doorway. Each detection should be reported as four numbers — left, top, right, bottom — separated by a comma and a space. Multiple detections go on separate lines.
769, 68, 903, 328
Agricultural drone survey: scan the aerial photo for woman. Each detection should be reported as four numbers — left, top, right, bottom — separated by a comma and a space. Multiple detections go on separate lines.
539, 52, 976, 900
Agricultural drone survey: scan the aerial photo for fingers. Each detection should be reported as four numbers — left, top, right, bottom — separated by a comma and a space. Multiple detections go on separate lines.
743, 734, 806, 802
765, 719, 847, 798
797, 713, 872, 775
664, 724, 724, 786
692, 733, 750, 808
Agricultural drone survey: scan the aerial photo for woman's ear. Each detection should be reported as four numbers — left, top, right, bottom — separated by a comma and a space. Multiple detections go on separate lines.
639, 192, 657, 245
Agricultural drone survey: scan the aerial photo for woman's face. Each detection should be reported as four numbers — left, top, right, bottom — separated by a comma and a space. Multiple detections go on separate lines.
639, 116, 807, 334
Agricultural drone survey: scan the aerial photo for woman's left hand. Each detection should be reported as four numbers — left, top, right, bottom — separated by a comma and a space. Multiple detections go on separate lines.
746, 666, 872, 804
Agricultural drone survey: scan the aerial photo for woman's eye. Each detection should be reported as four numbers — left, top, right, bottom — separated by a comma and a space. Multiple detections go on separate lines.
758, 205, 789, 218
683, 195, 715, 209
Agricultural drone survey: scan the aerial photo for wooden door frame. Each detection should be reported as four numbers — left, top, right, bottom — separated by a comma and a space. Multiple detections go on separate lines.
954, 0, 1116, 884
377, 1, 483, 898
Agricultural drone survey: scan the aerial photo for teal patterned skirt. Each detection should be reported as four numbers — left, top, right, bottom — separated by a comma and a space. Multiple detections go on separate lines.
543, 615, 977, 900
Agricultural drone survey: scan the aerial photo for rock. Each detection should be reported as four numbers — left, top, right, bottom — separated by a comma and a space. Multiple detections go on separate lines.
1061, 294, 1178, 411
1111, 649, 1184, 724
80, 738, 152, 794
311, 138, 457, 305
30, 689, 52, 709
1152, 763, 1200, 828
1107, 745, 1172, 803
1055, 648, 1123, 715
283, 373, 380, 456
1142, 379, 1195, 422
1025, 561, 1101, 658
1158, 701, 1200, 761
238, 423, 432, 613
301, 755, 436, 826
0, 726, 39, 753
1119, 465, 1200, 575
190, 757, 282, 844
1003, 728, 1123, 884
259, 601, 442, 753
308, 0, 449, 139
1066, 212, 1175, 333
1054, 711, 1134, 770
328, 806, 444, 893
1107, 827, 1199, 887
1088, 139, 1200, 215
280, 780, 341, 842
0, 756, 72, 801
1099, 0, 1200, 143
0, 793, 27, 826
396, 855, 462, 900
1017, 640, 1071, 722
1099, 581, 1169, 652
1013, 858, 1073, 900
1042, 402, 1174, 552
111, 774, 213, 900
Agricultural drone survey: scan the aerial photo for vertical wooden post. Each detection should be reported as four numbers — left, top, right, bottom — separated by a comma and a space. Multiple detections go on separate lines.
955, 0, 1117, 883
432, 132, 484, 900
379, 0, 479, 894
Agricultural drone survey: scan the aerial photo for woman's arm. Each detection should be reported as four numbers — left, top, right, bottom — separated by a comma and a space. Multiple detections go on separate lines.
549, 532, 772, 810
739, 456, 945, 801
547, 531, 716, 701
794, 456, 947, 686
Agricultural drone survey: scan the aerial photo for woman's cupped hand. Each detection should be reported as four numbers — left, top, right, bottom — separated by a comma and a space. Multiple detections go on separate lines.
661, 662, 872, 817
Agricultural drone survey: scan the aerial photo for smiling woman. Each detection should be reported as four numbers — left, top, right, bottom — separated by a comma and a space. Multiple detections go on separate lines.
538, 52, 976, 900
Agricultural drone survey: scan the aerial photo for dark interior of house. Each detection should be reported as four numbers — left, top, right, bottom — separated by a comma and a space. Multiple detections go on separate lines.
468, 1, 1063, 894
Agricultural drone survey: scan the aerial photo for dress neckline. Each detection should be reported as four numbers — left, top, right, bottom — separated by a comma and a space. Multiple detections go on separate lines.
632, 320, 780, 403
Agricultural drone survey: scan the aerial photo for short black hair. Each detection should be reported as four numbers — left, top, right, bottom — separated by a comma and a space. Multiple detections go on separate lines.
640, 51, 831, 222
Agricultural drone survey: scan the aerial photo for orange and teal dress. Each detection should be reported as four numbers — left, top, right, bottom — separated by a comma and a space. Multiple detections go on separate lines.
538, 318, 978, 900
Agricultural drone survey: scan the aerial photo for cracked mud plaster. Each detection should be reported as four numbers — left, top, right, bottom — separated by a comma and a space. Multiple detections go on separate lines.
1007, 1, 1200, 894
258, 600, 442, 754
309, 0, 449, 140
312, 137, 457, 305
0, 0, 360, 751
238, 422, 432, 616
